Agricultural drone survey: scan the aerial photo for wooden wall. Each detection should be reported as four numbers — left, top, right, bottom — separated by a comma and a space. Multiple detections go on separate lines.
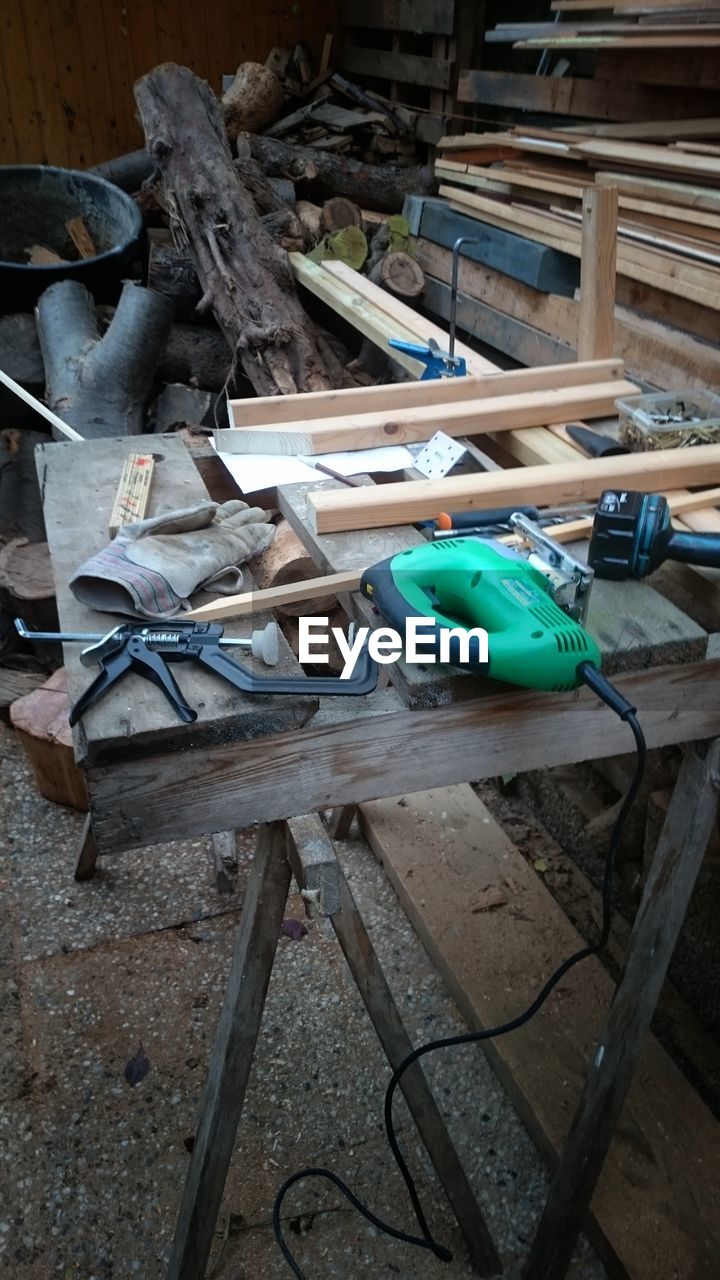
0, 0, 339, 169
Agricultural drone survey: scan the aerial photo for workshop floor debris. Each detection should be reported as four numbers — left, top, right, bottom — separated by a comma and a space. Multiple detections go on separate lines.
0, 720, 608, 1280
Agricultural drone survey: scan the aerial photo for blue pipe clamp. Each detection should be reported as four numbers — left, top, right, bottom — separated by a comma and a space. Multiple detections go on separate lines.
387, 337, 467, 380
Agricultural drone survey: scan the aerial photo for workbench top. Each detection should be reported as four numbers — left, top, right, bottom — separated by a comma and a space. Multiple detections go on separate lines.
38, 434, 713, 771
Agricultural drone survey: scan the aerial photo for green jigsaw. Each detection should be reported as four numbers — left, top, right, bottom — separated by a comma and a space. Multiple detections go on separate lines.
360, 536, 601, 692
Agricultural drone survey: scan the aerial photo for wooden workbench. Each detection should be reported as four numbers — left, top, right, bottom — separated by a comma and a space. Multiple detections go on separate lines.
38, 433, 720, 1280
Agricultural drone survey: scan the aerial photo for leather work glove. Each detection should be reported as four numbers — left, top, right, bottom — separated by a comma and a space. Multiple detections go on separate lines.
69, 500, 275, 620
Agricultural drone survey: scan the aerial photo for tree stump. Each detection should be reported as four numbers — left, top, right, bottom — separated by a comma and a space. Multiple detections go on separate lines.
0, 539, 58, 635
10, 667, 88, 811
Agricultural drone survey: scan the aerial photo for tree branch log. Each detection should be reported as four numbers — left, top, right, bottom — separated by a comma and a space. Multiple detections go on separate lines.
244, 133, 436, 213
36, 280, 174, 438
134, 64, 336, 396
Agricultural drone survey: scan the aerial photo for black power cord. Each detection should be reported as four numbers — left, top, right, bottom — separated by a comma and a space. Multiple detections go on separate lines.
273, 666, 647, 1277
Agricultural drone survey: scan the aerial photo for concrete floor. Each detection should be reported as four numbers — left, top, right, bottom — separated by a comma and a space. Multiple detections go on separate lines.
0, 721, 607, 1280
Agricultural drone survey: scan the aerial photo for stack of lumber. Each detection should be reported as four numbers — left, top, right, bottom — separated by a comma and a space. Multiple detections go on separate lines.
460, 3, 720, 129
484, 1, 720, 53
412, 121, 720, 394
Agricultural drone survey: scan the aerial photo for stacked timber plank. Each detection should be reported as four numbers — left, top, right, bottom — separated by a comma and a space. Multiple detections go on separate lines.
485, 1, 720, 53
412, 123, 720, 394
461, 3, 720, 129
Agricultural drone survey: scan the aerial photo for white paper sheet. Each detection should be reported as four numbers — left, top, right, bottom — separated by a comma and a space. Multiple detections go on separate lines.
212, 441, 413, 494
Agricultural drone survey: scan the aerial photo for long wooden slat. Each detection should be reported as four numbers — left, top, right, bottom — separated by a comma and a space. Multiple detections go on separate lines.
516, 32, 720, 47
553, 0, 720, 8
185, 570, 363, 622
228, 359, 623, 427
358, 784, 720, 1280
457, 69, 720, 121
437, 163, 720, 235
321, 258, 490, 372
339, 45, 452, 88
343, 0, 455, 32
291, 254, 490, 377
595, 169, 720, 214
215, 380, 635, 456
308, 444, 720, 533
439, 186, 720, 311
87, 658, 720, 853
578, 135, 720, 180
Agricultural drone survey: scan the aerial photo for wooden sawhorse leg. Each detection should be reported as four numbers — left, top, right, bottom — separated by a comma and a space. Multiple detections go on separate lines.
168, 814, 501, 1280
75, 813, 99, 881
523, 738, 720, 1280
167, 821, 291, 1280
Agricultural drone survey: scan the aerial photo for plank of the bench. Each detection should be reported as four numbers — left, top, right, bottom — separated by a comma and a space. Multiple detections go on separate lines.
86, 657, 720, 853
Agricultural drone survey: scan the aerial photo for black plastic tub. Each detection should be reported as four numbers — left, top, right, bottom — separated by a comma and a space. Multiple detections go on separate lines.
0, 165, 145, 312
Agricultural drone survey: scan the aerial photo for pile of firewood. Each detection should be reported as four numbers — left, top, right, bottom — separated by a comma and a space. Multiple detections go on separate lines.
1, 60, 435, 455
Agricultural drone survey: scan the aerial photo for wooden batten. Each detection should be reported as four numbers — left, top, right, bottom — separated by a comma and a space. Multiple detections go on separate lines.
308, 445, 720, 533
217, 379, 635, 456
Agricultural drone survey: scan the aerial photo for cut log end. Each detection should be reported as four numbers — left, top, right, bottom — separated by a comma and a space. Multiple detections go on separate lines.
321, 197, 363, 234
369, 251, 425, 299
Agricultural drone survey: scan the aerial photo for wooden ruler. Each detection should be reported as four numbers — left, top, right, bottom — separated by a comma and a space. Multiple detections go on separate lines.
108, 453, 155, 537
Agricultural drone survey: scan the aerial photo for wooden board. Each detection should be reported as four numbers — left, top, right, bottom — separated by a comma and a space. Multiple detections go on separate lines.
578, 186, 618, 361
37, 436, 317, 768
516, 32, 720, 47
215, 379, 636, 455
320, 258, 490, 373
554, 0, 720, 8
86, 657, 720, 852
339, 45, 452, 89
358, 785, 720, 1280
343, 0, 455, 33
307, 444, 720, 533
594, 47, 720, 90
228, 359, 624, 426
185, 570, 363, 623
291, 252, 492, 377
457, 69, 720, 121
578, 136, 720, 182
406, 195, 580, 297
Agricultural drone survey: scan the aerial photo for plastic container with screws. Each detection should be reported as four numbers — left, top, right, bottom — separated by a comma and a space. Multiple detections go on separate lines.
616, 390, 720, 451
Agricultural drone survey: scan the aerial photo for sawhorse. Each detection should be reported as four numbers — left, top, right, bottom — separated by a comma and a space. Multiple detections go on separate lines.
166, 812, 502, 1279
